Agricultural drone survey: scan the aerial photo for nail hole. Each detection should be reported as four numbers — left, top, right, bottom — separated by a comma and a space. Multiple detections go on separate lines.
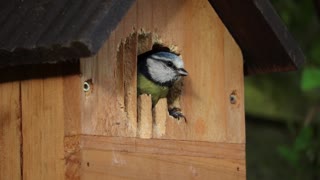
87, 162, 90, 167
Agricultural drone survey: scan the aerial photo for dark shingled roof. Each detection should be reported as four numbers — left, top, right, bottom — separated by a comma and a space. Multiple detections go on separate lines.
0, 0, 134, 66
0, 0, 305, 74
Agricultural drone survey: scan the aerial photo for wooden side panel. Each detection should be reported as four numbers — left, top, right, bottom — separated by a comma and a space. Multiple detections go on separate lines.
224, 30, 246, 143
21, 77, 65, 180
0, 82, 21, 180
64, 73, 82, 180
64, 74, 81, 136
80, 136, 245, 180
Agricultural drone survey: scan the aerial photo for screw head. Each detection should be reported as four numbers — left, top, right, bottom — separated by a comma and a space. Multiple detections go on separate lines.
230, 91, 237, 104
83, 81, 90, 92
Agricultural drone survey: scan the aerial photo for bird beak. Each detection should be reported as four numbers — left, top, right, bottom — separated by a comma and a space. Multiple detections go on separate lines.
177, 68, 188, 76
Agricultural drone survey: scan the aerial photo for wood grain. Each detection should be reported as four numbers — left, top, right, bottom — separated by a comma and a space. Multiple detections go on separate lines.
21, 77, 65, 180
64, 74, 81, 136
78, 1, 246, 178
82, 150, 245, 180
80, 33, 138, 137
153, 98, 168, 138
62, 67, 82, 180
123, 33, 138, 136
80, 0, 245, 143
137, 94, 153, 138
224, 30, 246, 143
65, 135, 81, 180
80, 136, 245, 180
81, 135, 245, 160
0, 82, 21, 180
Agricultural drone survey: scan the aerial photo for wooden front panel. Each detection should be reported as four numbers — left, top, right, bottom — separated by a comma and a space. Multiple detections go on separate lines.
80, 0, 245, 143
79, 0, 245, 179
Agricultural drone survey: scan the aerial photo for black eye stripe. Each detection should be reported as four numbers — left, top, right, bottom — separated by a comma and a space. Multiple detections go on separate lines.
149, 57, 178, 70
166, 61, 173, 67
164, 61, 177, 70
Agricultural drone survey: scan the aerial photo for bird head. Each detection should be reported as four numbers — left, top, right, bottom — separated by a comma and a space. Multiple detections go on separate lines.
146, 52, 188, 86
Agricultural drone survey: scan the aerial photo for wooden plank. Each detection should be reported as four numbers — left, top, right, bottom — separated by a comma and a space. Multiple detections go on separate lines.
159, 0, 229, 142
63, 69, 82, 179
0, 82, 21, 180
80, 136, 245, 180
64, 74, 81, 136
152, 98, 167, 138
136, 0, 153, 31
80, 28, 138, 137
81, 136, 245, 160
116, 41, 125, 110
65, 135, 81, 180
82, 150, 245, 180
80, 40, 129, 137
21, 76, 65, 180
0, 62, 80, 180
223, 27, 246, 143
123, 32, 138, 136
137, 94, 153, 138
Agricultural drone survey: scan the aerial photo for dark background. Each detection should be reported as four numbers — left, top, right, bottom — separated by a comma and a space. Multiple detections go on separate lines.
246, 0, 320, 179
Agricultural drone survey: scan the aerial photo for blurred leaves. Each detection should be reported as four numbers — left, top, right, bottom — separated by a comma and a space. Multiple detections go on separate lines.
277, 125, 319, 179
245, 0, 320, 122
245, 1, 320, 178
310, 41, 320, 64
278, 127, 313, 167
301, 68, 320, 91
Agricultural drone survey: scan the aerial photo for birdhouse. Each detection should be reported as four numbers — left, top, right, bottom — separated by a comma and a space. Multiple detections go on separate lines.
0, 0, 304, 179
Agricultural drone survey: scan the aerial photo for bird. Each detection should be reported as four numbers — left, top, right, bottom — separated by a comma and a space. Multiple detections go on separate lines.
137, 51, 188, 120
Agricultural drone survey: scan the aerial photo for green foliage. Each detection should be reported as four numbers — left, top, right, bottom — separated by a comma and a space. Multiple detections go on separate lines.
278, 127, 313, 167
245, 1, 320, 178
245, 73, 306, 122
310, 41, 320, 65
246, 0, 320, 122
277, 126, 319, 178
301, 68, 320, 91
272, 0, 320, 92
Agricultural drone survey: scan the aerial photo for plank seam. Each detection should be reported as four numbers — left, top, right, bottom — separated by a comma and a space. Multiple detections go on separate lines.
18, 81, 23, 180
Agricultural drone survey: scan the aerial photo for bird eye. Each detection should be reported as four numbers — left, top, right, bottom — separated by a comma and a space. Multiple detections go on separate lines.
167, 61, 173, 67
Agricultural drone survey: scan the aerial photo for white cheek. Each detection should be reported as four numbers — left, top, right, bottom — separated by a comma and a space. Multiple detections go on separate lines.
148, 62, 176, 83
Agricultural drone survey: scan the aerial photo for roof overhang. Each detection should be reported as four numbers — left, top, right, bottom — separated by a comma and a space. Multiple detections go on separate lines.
0, 0, 305, 75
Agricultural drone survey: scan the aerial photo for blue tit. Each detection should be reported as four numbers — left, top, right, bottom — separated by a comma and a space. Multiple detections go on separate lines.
137, 51, 188, 119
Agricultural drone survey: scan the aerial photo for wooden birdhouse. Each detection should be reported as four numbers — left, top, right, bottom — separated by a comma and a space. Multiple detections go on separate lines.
0, 0, 304, 179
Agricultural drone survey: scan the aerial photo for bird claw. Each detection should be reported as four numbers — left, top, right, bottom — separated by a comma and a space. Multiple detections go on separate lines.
168, 107, 187, 123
